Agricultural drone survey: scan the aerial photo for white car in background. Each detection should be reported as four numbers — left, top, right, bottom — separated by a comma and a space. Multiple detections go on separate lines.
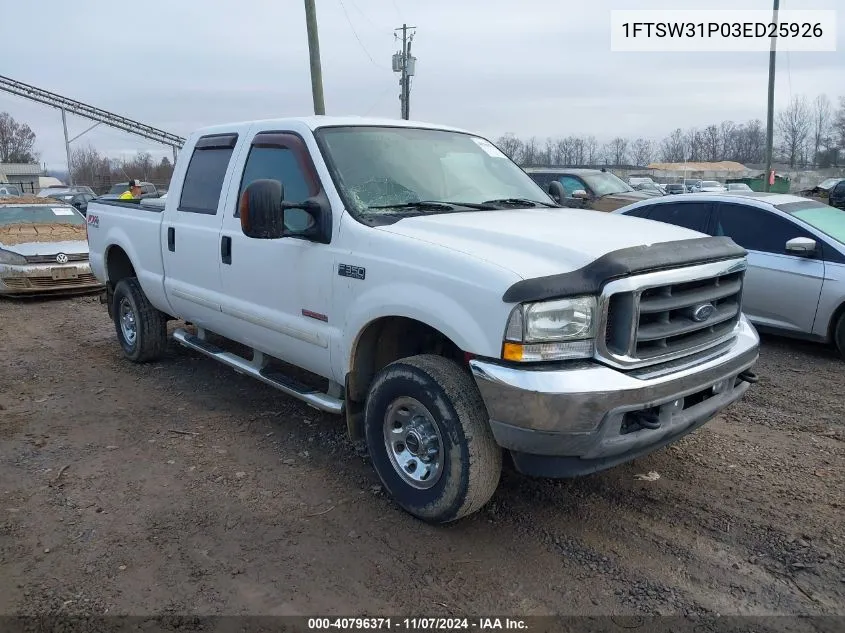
699, 181, 727, 192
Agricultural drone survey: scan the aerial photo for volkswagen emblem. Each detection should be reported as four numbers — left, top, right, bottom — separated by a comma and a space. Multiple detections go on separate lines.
691, 303, 716, 322
55, 253, 69, 264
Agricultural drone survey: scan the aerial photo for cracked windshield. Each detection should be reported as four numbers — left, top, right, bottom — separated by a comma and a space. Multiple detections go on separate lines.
316, 126, 553, 215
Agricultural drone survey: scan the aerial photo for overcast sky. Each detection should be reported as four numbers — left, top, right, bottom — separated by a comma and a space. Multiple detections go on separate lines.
1, 0, 842, 170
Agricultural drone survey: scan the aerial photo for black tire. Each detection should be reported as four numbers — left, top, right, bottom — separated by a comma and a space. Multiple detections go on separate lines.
364, 354, 502, 523
834, 312, 845, 358
112, 278, 167, 363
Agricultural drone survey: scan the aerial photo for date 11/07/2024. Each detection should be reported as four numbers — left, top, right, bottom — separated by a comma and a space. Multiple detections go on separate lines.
307, 618, 528, 631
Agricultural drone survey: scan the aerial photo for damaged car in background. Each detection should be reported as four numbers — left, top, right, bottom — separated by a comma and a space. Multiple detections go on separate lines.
0, 196, 103, 297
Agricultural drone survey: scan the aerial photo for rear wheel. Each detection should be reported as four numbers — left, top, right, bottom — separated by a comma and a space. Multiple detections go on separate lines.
112, 278, 167, 363
364, 354, 502, 523
834, 312, 845, 359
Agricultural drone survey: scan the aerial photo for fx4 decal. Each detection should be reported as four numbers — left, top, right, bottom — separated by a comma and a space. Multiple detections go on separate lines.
87, 214, 100, 228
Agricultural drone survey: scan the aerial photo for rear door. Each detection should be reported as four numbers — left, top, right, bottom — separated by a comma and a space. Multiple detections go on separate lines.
713, 202, 824, 333
162, 131, 247, 332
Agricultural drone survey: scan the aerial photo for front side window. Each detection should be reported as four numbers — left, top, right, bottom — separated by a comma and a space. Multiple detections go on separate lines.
316, 126, 551, 218
557, 175, 586, 197
715, 203, 815, 254
179, 135, 237, 214
236, 144, 314, 232
647, 202, 711, 233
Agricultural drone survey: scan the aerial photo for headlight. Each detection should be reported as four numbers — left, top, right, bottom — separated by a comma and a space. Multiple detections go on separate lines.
502, 296, 597, 362
0, 249, 27, 265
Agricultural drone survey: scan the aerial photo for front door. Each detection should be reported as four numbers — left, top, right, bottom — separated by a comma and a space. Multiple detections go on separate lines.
217, 129, 335, 378
713, 202, 825, 333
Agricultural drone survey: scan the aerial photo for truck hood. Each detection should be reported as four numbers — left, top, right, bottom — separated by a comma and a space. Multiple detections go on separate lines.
0, 239, 89, 257
377, 208, 706, 280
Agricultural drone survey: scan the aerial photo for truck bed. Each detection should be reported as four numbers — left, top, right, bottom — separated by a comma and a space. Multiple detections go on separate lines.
86, 198, 172, 315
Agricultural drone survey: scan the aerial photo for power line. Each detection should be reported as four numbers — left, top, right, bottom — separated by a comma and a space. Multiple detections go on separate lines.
337, 0, 388, 69
363, 81, 396, 116
346, 0, 388, 30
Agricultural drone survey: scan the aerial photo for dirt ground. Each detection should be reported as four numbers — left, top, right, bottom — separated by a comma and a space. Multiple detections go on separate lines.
0, 295, 843, 618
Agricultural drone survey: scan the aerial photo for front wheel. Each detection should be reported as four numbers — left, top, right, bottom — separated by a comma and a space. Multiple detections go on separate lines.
364, 354, 502, 523
112, 278, 167, 363
834, 312, 845, 359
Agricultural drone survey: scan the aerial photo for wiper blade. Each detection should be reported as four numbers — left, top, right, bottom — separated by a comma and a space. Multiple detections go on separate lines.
480, 198, 557, 208
368, 201, 455, 211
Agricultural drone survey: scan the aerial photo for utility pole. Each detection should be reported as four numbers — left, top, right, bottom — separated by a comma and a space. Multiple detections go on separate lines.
304, 0, 325, 115
61, 107, 73, 185
393, 24, 416, 120
763, 0, 780, 192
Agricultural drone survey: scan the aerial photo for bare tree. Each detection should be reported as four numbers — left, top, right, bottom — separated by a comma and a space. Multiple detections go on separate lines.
659, 128, 686, 162
835, 96, 845, 152
0, 112, 37, 163
604, 137, 629, 165
812, 94, 832, 165
571, 136, 586, 165
777, 95, 812, 167
495, 134, 523, 163
631, 138, 653, 166
543, 138, 556, 166
702, 125, 721, 162
521, 136, 540, 166
685, 128, 704, 162
584, 136, 599, 164
717, 121, 736, 161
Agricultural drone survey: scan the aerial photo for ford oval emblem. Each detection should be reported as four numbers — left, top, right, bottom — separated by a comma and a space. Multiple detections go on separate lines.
692, 303, 716, 322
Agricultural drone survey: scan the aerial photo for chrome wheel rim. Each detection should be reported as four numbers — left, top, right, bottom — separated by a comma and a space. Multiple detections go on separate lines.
119, 298, 137, 347
382, 397, 444, 489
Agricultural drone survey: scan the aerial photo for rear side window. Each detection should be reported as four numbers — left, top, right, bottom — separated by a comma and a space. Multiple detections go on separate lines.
623, 206, 652, 219
178, 133, 238, 214
646, 202, 711, 233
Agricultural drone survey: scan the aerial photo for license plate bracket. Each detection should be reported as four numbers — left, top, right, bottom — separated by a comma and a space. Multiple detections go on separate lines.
51, 267, 78, 280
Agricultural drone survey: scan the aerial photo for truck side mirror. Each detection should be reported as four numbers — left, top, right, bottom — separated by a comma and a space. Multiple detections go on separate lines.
240, 179, 285, 239
240, 179, 320, 240
548, 181, 566, 205
572, 189, 589, 200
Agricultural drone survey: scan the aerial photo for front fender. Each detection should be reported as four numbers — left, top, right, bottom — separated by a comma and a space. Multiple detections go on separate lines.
341, 281, 506, 375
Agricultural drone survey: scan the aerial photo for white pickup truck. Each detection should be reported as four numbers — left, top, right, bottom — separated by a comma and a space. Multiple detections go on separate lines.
86, 116, 760, 523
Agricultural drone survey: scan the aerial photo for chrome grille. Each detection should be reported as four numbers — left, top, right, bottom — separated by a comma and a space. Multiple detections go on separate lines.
24, 253, 88, 264
598, 258, 746, 369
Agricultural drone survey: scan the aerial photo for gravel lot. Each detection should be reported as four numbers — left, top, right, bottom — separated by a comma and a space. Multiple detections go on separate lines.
0, 295, 843, 618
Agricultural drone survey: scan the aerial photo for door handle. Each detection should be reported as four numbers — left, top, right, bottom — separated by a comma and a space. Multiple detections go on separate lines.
167, 227, 175, 252
221, 235, 232, 264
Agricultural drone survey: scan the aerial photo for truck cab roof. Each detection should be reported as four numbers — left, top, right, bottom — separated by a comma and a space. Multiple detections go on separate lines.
188, 116, 472, 138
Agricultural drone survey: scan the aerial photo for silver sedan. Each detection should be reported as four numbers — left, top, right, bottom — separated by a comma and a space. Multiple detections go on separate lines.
0, 198, 103, 297
613, 192, 845, 357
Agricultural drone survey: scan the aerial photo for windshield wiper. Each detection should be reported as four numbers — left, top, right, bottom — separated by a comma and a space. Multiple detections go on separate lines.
368, 201, 456, 211
481, 198, 557, 208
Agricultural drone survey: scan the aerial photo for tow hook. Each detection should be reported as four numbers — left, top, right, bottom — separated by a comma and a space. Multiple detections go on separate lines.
738, 370, 759, 384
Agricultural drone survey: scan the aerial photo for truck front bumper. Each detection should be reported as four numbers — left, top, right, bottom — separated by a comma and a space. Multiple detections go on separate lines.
468, 317, 760, 478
